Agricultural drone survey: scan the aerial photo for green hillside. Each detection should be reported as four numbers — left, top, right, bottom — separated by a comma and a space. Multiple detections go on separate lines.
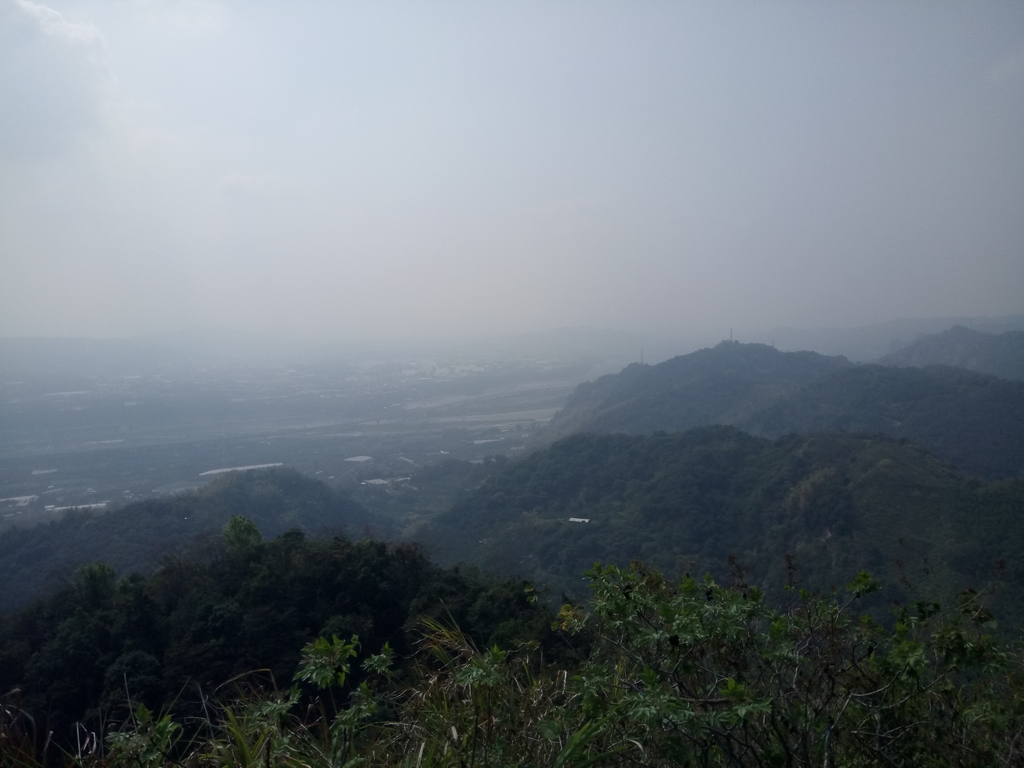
0, 468, 388, 614
745, 364, 1024, 478
0, 526, 552, 750
550, 342, 1024, 479
549, 341, 850, 437
5, 523, 1023, 765
3, 447, 1023, 764
347, 455, 507, 538
880, 325, 1024, 379
419, 428, 1024, 620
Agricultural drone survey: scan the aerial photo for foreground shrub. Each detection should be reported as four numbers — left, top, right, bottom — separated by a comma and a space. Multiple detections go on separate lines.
7, 563, 1023, 767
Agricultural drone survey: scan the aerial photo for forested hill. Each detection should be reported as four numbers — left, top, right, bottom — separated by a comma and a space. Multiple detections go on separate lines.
0, 526, 553, 749
549, 341, 851, 438
879, 325, 1024, 380
743, 365, 1024, 479
549, 341, 1024, 479
419, 427, 1024, 622
0, 468, 386, 614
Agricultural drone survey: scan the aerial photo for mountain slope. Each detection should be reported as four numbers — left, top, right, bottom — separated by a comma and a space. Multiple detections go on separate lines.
0, 468, 386, 614
550, 342, 1024, 479
744, 364, 1024, 479
419, 428, 1024, 620
549, 342, 851, 437
879, 325, 1024, 380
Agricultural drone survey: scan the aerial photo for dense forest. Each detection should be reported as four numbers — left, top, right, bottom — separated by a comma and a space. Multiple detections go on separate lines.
419, 427, 1024, 622
0, 518, 554, 761
550, 341, 1024, 478
0, 470, 387, 614
3, 549, 1022, 766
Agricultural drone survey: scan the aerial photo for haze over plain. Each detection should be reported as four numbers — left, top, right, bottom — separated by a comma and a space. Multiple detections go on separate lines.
1, 1, 1022, 344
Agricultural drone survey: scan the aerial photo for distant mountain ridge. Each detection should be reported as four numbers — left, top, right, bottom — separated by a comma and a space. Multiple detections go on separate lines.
879, 326, 1024, 380
744, 364, 1024, 478
770, 315, 1024, 362
549, 341, 1024, 479
549, 342, 851, 437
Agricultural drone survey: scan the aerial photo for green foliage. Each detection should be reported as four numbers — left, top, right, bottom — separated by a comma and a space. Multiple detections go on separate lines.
222, 515, 263, 555
551, 563, 1024, 765
845, 570, 881, 597
361, 643, 394, 680
0, 525, 553, 758
294, 635, 359, 690
420, 428, 1024, 624
105, 704, 183, 768
73, 562, 118, 609
399, 562, 1017, 764
0, 468, 387, 615
68, 562, 1024, 767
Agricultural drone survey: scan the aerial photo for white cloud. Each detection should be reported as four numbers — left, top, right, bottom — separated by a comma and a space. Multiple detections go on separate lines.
13, 0, 104, 45
0, 0, 111, 160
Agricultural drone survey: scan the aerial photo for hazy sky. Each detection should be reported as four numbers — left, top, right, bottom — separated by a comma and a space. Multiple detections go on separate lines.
1, 1, 1022, 342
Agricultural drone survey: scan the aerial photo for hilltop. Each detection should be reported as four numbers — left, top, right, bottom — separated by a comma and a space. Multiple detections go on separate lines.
549, 342, 851, 437
549, 341, 1024, 479
768, 314, 1024, 361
